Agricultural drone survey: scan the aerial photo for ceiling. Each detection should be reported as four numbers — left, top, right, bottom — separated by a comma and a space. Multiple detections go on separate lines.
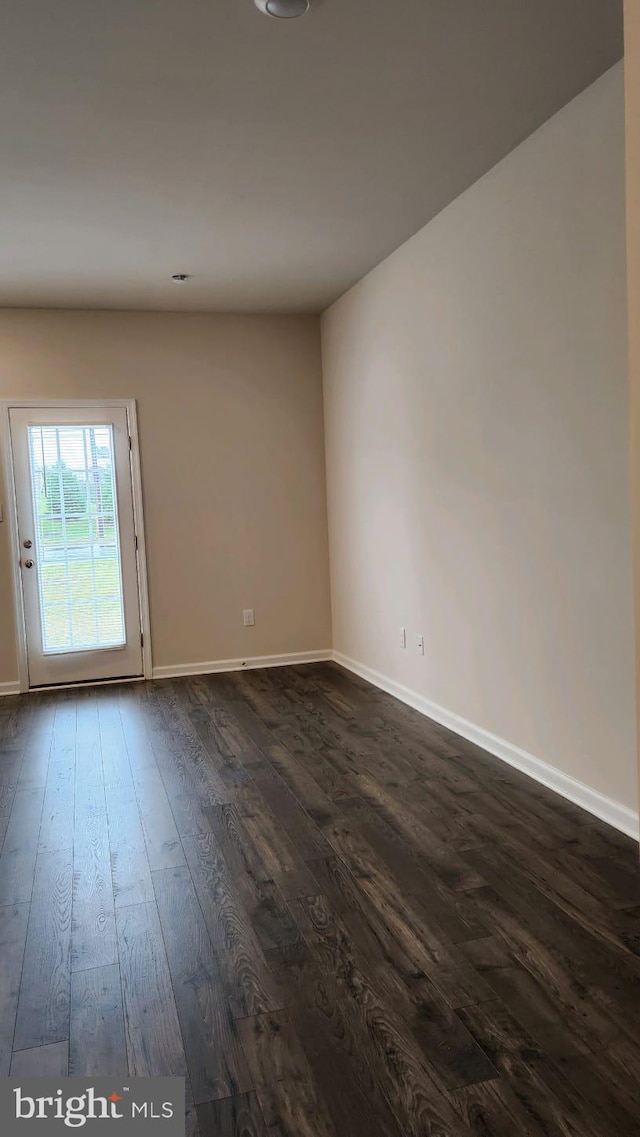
0, 0, 623, 313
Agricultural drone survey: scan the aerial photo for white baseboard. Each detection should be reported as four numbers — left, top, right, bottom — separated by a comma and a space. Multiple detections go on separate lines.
333, 651, 640, 841
0, 681, 20, 697
152, 649, 333, 682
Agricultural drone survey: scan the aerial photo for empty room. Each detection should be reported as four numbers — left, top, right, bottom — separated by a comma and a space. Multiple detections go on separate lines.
1, 1, 640, 1134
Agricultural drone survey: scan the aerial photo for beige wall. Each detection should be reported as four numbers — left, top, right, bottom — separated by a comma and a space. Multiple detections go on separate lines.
0, 311, 331, 681
322, 64, 638, 810
625, 1, 640, 818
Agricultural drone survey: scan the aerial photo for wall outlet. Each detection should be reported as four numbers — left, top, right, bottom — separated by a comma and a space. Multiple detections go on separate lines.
416, 634, 425, 655
243, 609, 255, 627
399, 626, 406, 649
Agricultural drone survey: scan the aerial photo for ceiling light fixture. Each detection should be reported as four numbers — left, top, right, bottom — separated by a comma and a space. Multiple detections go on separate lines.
254, 0, 311, 19
171, 273, 189, 283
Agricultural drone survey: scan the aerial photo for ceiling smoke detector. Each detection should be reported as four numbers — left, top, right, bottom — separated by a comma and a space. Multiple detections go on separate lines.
254, 0, 311, 18
171, 273, 189, 283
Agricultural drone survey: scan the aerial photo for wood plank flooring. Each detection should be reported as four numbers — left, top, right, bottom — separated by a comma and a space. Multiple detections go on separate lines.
0, 662, 639, 1136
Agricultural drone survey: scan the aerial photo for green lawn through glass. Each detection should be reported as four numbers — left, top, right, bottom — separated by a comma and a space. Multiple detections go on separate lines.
40, 557, 123, 651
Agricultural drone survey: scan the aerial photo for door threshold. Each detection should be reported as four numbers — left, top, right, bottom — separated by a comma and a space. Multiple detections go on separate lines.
27, 674, 145, 694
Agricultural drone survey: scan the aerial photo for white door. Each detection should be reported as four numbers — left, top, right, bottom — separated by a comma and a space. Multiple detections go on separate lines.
7, 405, 143, 687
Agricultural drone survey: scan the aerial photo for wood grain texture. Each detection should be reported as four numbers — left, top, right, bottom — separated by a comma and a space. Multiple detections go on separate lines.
116, 901, 187, 1078
69, 963, 127, 1076
152, 864, 252, 1104
39, 763, 75, 854
264, 940, 405, 1137
130, 763, 186, 872
16, 696, 55, 791
0, 787, 46, 905
0, 902, 30, 1074
72, 781, 117, 971
182, 830, 282, 1019
237, 1011, 337, 1137
13, 847, 73, 1050
205, 803, 301, 951
292, 894, 473, 1137
105, 777, 154, 908
1, 665, 639, 1137
0, 698, 34, 852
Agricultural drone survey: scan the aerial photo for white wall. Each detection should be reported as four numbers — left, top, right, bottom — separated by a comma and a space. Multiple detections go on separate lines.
322, 64, 638, 814
0, 311, 332, 683
625, 0, 640, 822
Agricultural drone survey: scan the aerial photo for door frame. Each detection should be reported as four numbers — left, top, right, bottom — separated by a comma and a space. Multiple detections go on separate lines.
1, 398, 152, 691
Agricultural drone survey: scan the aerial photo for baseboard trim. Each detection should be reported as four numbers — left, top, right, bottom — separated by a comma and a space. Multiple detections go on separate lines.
333, 651, 639, 841
0, 681, 20, 697
152, 649, 333, 681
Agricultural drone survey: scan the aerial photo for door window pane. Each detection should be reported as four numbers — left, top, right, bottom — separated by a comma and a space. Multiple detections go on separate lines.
27, 424, 126, 653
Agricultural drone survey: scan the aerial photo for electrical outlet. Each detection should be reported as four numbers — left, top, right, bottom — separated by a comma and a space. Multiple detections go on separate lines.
416, 634, 424, 655
399, 626, 406, 649
243, 609, 255, 627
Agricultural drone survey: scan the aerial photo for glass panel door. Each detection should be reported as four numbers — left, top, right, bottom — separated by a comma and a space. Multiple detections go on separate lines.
8, 405, 143, 687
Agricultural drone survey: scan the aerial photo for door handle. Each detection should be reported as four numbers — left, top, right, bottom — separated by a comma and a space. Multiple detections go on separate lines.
23, 559, 34, 569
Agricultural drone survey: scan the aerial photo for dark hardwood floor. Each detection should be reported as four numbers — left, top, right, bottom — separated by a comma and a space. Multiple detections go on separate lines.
1, 661, 639, 1135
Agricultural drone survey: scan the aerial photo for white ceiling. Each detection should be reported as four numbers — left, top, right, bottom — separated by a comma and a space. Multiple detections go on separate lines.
0, 0, 623, 313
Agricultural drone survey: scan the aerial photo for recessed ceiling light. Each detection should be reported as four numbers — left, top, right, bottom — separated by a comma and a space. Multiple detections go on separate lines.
171, 273, 189, 283
254, 0, 311, 19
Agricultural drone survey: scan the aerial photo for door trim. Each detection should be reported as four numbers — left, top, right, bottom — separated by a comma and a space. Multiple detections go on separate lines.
1, 398, 152, 691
